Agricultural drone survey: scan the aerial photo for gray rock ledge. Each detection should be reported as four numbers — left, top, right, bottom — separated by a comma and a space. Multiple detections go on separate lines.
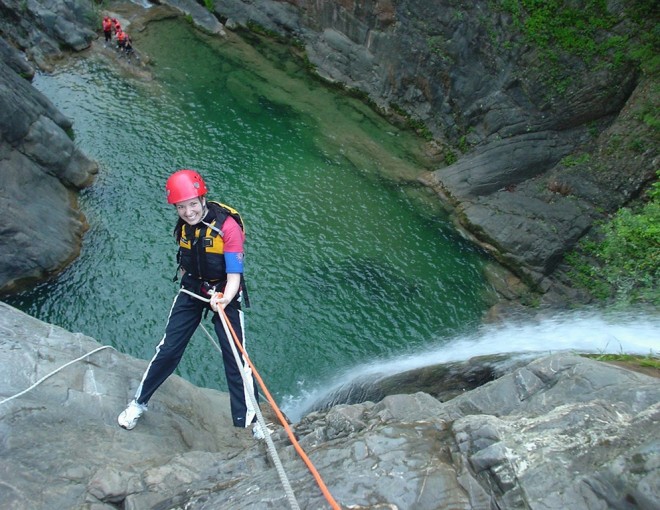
1, 301, 658, 509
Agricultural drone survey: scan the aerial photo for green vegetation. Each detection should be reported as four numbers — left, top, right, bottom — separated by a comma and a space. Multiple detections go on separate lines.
64, 126, 76, 141
427, 35, 453, 63
495, 0, 659, 85
388, 102, 434, 140
566, 173, 660, 305
500, 0, 618, 60
444, 150, 458, 165
583, 352, 660, 371
635, 93, 660, 130
457, 134, 470, 154
203, 0, 215, 13
561, 153, 590, 167
300, 52, 317, 73
627, 1, 660, 76
87, 0, 105, 28
245, 21, 280, 40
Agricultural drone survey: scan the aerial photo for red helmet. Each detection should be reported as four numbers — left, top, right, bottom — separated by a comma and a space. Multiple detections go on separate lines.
165, 169, 208, 204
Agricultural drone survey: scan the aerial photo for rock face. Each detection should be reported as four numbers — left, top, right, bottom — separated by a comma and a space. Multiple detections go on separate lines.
0, 0, 99, 293
211, 0, 657, 301
155, 0, 227, 35
1, 0, 656, 302
1, 301, 658, 509
0, 302, 250, 509
0, 0, 97, 69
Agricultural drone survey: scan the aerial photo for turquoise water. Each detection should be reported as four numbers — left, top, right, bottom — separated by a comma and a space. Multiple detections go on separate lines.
6, 19, 494, 407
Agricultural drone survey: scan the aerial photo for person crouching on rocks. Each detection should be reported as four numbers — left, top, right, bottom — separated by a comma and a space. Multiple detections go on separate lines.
118, 169, 264, 439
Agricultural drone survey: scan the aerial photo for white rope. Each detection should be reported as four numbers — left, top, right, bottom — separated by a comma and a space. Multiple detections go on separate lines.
0, 345, 115, 407
180, 288, 301, 510
180, 287, 212, 303
2, 291, 301, 508
211, 317, 301, 510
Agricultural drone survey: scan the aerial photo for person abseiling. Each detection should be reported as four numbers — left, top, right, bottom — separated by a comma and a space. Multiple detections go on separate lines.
118, 169, 262, 438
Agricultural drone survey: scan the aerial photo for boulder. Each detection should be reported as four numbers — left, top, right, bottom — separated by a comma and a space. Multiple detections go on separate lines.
0, 0, 100, 293
0, 52, 97, 292
1, 301, 657, 509
0, 0, 97, 69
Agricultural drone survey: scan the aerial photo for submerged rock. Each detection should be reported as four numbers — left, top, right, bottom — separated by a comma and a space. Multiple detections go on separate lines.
211, 0, 656, 304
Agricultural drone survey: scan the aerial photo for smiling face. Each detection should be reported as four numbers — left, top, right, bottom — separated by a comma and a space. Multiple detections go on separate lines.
175, 196, 206, 225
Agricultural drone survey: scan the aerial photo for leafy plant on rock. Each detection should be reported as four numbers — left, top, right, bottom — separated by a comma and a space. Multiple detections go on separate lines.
567, 173, 660, 305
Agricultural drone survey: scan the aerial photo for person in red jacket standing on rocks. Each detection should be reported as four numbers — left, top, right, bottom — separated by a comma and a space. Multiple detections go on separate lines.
116, 28, 127, 52
102, 16, 112, 45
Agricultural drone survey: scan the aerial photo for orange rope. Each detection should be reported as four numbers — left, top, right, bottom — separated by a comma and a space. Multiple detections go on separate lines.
219, 307, 342, 510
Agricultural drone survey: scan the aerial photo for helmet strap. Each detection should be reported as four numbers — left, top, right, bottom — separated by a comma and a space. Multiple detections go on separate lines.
200, 196, 208, 218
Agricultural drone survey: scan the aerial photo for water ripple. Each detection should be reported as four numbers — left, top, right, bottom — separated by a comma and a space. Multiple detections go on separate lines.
7, 19, 492, 401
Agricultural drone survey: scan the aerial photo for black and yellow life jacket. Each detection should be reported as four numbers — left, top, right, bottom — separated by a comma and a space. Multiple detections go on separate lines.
174, 202, 247, 296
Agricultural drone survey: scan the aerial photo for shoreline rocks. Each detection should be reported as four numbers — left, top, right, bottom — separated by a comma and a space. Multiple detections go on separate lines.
0, 51, 97, 293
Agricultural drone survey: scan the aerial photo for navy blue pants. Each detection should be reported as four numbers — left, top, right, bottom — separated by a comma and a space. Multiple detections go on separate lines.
134, 289, 258, 428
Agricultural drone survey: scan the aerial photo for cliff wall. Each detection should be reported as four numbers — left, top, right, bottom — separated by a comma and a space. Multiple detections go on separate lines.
0, 0, 98, 292
212, 0, 658, 303
1, 0, 656, 303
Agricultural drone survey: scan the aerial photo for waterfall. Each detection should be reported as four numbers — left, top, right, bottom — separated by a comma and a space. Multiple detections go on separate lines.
282, 310, 660, 422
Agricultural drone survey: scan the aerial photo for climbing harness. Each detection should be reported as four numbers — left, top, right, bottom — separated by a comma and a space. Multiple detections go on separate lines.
179, 287, 341, 510
173, 201, 251, 307
0, 345, 115, 407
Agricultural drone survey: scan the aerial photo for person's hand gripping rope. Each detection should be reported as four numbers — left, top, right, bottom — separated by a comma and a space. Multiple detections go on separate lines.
209, 290, 230, 312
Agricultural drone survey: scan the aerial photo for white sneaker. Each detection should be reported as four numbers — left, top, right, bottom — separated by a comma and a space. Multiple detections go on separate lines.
252, 422, 273, 440
118, 400, 147, 430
